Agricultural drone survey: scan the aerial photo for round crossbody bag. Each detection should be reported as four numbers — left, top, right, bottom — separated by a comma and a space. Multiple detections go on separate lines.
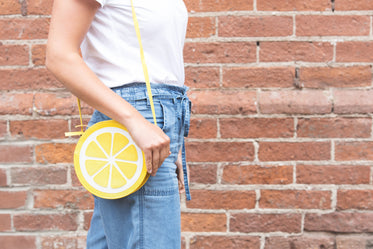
66, 0, 156, 199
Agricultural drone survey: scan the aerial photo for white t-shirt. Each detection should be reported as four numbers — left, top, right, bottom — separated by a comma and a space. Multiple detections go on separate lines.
81, 0, 188, 87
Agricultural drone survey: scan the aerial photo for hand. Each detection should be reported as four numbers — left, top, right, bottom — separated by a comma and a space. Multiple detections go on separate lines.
126, 115, 170, 176
175, 149, 185, 193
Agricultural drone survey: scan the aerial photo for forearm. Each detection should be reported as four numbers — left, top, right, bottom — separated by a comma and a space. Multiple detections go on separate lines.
46, 51, 143, 128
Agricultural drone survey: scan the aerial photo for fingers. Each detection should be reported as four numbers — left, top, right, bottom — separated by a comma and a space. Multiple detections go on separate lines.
144, 150, 153, 175
145, 133, 170, 176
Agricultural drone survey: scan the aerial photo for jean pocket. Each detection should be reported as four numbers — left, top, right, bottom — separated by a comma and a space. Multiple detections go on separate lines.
135, 99, 166, 131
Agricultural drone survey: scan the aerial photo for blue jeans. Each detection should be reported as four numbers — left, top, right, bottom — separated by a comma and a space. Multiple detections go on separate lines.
86, 83, 191, 249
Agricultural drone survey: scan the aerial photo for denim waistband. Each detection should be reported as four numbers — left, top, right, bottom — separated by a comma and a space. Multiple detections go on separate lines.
111, 82, 188, 99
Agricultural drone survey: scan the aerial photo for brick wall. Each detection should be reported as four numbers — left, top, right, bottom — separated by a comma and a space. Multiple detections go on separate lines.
0, 0, 373, 248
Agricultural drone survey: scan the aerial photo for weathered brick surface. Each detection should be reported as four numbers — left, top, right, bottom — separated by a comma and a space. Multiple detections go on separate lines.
34, 190, 94, 210
10, 120, 68, 139
260, 42, 333, 62
181, 213, 227, 232
260, 190, 332, 209
305, 213, 373, 233
297, 118, 371, 138
259, 142, 331, 161
187, 190, 256, 209
337, 190, 373, 210
223, 67, 295, 88
265, 236, 335, 249
259, 90, 332, 114
299, 66, 372, 88
2, 0, 373, 246
219, 16, 293, 37
190, 236, 260, 249
257, 0, 331, 11
296, 16, 370, 36
0, 236, 36, 249
0, 191, 27, 209
14, 213, 79, 231
222, 165, 293, 185
0, 45, 28, 66
230, 213, 302, 233
297, 165, 370, 184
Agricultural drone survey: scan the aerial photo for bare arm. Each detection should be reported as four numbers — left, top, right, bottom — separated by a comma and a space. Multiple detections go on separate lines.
46, 0, 170, 176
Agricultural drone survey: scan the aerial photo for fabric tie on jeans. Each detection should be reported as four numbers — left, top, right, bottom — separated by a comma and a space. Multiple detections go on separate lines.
181, 96, 191, 200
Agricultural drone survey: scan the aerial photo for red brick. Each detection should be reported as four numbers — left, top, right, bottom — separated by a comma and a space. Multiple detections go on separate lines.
219, 16, 292, 37
184, 0, 253, 12
190, 236, 260, 249
84, 211, 93, 230
337, 41, 373, 62
187, 17, 215, 38
189, 164, 217, 184
299, 66, 372, 88
14, 213, 78, 231
259, 90, 332, 114
297, 16, 370, 36
0, 214, 11, 231
260, 190, 331, 209
297, 118, 371, 138
27, 0, 53, 15
222, 165, 293, 185
0, 236, 36, 249
181, 213, 226, 232
186, 141, 254, 162
257, 0, 331, 11
338, 190, 373, 210
187, 190, 256, 209
265, 236, 335, 249
305, 212, 373, 233
297, 165, 370, 185
71, 165, 82, 187
31, 44, 46, 66
336, 236, 373, 249
260, 42, 333, 62
0, 45, 28, 66
185, 67, 220, 89
259, 142, 330, 161
34, 93, 93, 116
0, 68, 61, 90
223, 67, 295, 88
0, 169, 6, 186
0, 93, 33, 115
181, 237, 186, 249
34, 190, 93, 209
184, 42, 256, 64
188, 90, 257, 115
0, 18, 49, 40
335, 0, 373, 10
334, 89, 373, 114
230, 213, 301, 233
35, 143, 75, 164
10, 120, 68, 139
189, 118, 217, 139
0, 0, 22, 14
0, 121, 7, 138
11, 167, 67, 185
41, 236, 86, 249
335, 141, 373, 161
0, 145, 33, 163
220, 118, 294, 138
0, 191, 27, 209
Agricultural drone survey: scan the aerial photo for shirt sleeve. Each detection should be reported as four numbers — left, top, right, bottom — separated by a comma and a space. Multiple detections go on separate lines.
95, 0, 105, 7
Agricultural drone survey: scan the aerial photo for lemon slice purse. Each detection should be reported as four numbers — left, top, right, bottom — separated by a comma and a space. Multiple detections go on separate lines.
66, 0, 155, 199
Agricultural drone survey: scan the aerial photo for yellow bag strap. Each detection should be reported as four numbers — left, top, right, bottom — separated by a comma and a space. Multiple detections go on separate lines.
66, 0, 157, 137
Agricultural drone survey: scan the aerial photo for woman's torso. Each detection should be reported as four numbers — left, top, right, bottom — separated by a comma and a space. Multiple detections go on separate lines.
81, 0, 188, 88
